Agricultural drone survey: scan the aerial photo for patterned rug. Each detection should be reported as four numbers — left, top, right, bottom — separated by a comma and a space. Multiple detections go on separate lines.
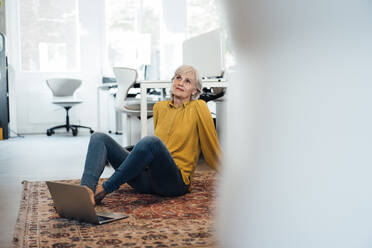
12, 171, 217, 248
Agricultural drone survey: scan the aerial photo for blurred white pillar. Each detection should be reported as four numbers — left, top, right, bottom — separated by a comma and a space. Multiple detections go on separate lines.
217, 1, 372, 247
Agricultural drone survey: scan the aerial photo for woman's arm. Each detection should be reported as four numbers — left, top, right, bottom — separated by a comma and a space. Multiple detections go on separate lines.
196, 100, 221, 171
153, 102, 159, 130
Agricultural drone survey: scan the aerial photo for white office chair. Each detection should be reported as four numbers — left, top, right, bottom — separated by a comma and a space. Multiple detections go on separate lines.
46, 78, 94, 136
113, 67, 156, 146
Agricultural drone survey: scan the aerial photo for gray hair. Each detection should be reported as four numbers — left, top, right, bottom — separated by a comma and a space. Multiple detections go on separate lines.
170, 65, 202, 101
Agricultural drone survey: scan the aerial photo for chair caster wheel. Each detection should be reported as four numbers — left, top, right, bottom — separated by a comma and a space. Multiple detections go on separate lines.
90, 129, 94, 134
72, 128, 78, 136
47, 129, 53, 136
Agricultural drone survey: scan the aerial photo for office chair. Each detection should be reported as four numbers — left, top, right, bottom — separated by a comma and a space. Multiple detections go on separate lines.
46, 78, 94, 136
113, 67, 156, 146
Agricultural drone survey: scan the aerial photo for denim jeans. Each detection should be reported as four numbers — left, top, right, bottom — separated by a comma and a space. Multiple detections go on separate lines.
81, 133, 189, 197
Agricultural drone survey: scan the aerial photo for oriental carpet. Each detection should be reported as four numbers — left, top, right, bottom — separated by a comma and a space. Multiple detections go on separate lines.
11, 171, 217, 248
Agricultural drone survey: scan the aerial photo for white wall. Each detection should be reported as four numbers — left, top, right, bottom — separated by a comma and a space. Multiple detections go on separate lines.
217, 0, 372, 247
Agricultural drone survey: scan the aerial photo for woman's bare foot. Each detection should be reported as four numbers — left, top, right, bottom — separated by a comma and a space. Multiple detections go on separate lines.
94, 184, 108, 205
83, 186, 95, 206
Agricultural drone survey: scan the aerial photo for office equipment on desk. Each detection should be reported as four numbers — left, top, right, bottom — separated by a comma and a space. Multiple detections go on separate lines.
0, 32, 9, 139
113, 67, 157, 146
182, 29, 224, 79
139, 79, 228, 138
183, 29, 226, 103
46, 78, 94, 136
97, 78, 227, 138
97, 30, 229, 140
137, 29, 229, 138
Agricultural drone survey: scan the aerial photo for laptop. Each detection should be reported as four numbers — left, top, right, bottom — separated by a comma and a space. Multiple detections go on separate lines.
46, 181, 128, 224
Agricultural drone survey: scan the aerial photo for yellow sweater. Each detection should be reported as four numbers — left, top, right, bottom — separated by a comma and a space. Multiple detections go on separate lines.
153, 99, 221, 185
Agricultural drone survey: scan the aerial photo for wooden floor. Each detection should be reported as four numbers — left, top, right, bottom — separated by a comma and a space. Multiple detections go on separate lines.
0, 133, 211, 247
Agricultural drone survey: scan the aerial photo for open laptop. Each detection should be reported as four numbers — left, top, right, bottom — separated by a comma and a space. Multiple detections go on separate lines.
46, 181, 128, 224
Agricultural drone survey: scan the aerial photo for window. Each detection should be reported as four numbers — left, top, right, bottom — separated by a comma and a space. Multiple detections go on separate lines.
187, 0, 220, 39
19, 0, 80, 72
105, 0, 234, 78
105, 0, 160, 79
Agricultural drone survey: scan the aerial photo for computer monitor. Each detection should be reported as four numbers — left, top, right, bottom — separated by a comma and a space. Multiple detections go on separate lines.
182, 29, 224, 79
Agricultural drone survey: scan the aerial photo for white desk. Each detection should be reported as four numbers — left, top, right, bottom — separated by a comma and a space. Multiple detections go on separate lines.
140, 79, 228, 138
97, 79, 228, 136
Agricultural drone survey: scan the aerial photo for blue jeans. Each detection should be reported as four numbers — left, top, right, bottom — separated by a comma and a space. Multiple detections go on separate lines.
81, 133, 188, 197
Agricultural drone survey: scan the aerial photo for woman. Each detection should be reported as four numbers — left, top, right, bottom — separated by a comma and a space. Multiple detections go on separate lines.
81, 65, 221, 205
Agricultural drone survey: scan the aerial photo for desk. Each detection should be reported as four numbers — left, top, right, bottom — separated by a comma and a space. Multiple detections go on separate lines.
97, 79, 228, 136
140, 79, 228, 138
